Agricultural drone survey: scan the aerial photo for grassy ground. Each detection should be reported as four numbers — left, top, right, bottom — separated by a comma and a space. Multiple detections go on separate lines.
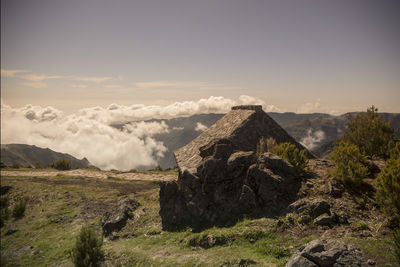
0, 171, 398, 266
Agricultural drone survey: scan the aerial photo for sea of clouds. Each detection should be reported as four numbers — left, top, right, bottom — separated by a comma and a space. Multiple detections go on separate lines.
1, 95, 267, 170
300, 129, 326, 150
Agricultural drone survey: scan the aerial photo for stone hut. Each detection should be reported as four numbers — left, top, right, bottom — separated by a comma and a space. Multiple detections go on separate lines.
160, 105, 311, 230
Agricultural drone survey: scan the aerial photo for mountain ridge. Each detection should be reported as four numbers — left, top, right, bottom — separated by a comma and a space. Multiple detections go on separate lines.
1, 144, 91, 169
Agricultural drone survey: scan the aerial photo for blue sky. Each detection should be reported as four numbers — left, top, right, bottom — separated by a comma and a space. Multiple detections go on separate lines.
1, 0, 400, 114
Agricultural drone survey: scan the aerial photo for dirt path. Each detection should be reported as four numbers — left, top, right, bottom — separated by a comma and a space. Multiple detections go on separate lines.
0, 169, 177, 182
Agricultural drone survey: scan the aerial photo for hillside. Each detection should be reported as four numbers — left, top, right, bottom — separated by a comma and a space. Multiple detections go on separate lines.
0, 161, 397, 266
1, 144, 91, 169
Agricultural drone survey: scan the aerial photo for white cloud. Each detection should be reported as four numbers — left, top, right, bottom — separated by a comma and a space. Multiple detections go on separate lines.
1, 69, 30, 77
22, 81, 48, 88
172, 126, 184, 130
195, 122, 208, 132
22, 74, 64, 81
75, 76, 114, 83
72, 84, 89, 89
297, 99, 321, 113
1, 102, 169, 171
300, 129, 325, 150
135, 81, 207, 89
74, 95, 263, 125
0, 95, 275, 170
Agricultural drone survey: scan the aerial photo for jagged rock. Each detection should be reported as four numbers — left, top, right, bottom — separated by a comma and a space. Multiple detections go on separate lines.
101, 198, 140, 236
285, 239, 362, 267
328, 182, 343, 198
189, 234, 229, 249
285, 239, 363, 267
313, 214, 337, 226
285, 255, 317, 267
288, 199, 331, 219
160, 105, 310, 230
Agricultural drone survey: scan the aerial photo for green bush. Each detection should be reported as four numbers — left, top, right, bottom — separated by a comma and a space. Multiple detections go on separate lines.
34, 162, 42, 169
272, 142, 308, 175
154, 165, 163, 171
394, 228, 400, 264
11, 162, 20, 169
342, 106, 394, 158
70, 226, 104, 267
0, 196, 10, 228
390, 142, 400, 160
330, 141, 369, 187
354, 221, 370, 231
50, 159, 71, 170
376, 157, 400, 218
12, 197, 27, 219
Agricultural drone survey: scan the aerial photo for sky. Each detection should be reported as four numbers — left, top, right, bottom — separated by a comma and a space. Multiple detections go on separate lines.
1, 0, 400, 169
1, 0, 399, 114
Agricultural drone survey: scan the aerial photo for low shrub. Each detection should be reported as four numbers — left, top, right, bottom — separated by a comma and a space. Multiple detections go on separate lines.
256, 237, 291, 259
394, 228, 400, 264
330, 141, 369, 188
0, 196, 10, 228
11, 162, 20, 169
342, 105, 394, 158
12, 197, 27, 219
390, 142, 400, 160
70, 226, 104, 267
354, 221, 370, 231
34, 162, 42, 169
272, 142, 308, 175
154, 165, 163, 171
376, 157, 400, 218
50, 159, 71, 170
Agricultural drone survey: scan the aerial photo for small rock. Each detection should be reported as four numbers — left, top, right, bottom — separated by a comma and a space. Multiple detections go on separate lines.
313, 213, 336, 226
109, 233, 120, 241
0, 185, 13, 195
101, 197, 140, 236
33, 249, 42, 255
285, 239, 363, 267
288, 199, 331, 219
238, 259, 257, 266
5, 229, 18, 236
329, 182, 343, 198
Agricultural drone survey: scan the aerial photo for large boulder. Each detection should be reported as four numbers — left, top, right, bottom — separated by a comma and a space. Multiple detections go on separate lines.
160, 105, 311, 230
285, 239, 363, 267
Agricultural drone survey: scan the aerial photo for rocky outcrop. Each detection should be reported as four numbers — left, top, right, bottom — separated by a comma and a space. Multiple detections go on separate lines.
160, 105, 311, 230
285, 239, 363, 267
288, 199, 331, 219
101, 198, 140, 236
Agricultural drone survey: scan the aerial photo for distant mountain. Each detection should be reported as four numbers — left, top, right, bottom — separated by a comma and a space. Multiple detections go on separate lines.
140, 112, 400, 168
1, 144, 91, 168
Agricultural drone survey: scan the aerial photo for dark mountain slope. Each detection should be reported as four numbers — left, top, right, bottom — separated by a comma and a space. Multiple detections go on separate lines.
1, 144, 90, 168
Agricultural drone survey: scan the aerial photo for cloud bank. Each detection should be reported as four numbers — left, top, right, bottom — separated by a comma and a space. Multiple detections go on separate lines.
195, 122, 208, 132
300, 129, 325, 150
1, 95, 267, 170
